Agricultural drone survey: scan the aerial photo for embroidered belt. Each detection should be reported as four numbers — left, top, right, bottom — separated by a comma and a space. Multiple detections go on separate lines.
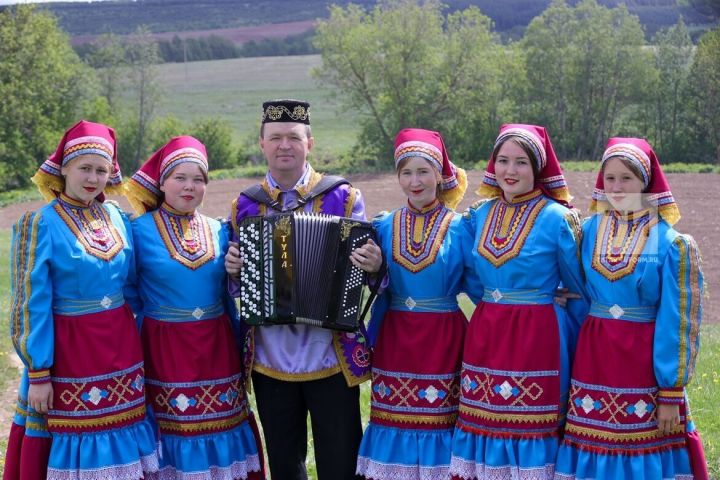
481, 287, 553, 305
390, 296, 458, 312
589, 301, 657, 322
53, 291, 124, 316
144, 300, 224, 322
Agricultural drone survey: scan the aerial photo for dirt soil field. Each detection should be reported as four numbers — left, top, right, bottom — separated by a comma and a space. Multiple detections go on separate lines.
0, 170, 716, 323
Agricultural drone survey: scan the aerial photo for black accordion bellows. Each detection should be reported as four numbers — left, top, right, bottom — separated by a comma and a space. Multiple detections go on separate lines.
235, 212, 376, 331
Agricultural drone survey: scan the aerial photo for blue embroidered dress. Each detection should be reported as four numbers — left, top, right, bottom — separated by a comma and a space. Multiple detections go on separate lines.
131, 204, 263, 479
450, 189, 588, 480
356, 200, 469, 480
9, 194, 158, 479
554, 211, 704, 479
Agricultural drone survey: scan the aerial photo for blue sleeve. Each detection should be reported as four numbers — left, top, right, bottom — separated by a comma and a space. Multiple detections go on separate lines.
123, 213, 144, 328
459, 206, 484, 304
556, 210, 590, 343
654, 234, 703, 405
10, 211, 54, 384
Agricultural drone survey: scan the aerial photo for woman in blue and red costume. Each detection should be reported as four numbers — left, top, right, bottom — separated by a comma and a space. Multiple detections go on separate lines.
356, 128, 469, 480
449, 124, 589, 480
3, 120, 158, 480
125, 136, 264, 479
554, 138, 709, 480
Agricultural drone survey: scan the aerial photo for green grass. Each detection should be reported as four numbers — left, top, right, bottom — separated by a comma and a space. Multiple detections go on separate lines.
151, 55, 359, 155
0, 187, 41, 209
0, 230, 16, 474
688, 322, 720, 478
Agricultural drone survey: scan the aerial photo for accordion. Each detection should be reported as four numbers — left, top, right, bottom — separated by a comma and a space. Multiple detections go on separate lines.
235, 212, 377, 331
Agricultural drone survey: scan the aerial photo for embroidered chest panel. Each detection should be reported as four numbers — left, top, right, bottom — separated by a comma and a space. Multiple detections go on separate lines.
591, 211, 658, 281
54, 200, 124, 261
477, 193, 547, 268
153, 209, 215, 270
392, 205, 454, 273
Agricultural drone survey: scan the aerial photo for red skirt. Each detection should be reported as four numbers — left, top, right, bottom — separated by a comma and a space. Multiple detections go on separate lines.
370, 309, 467, 430
50, 304, 146, 433
564, 316, 687, 454
457, 302, 562, 438
142, 314, 247, 436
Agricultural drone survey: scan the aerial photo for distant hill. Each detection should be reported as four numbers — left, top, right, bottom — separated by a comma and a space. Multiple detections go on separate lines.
2, 0, 717, 42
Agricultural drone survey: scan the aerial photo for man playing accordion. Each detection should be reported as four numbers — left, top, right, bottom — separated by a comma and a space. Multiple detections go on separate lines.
225, 99, 382, 480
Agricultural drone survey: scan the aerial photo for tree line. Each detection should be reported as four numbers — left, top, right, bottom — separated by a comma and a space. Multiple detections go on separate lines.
313, 0, 720, 167
75, 31, 318, 64
18, 0, 716, 40
0, 8, 246, 191
1, 1, 719, 193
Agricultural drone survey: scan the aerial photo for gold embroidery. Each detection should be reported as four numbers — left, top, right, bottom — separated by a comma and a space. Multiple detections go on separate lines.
332, 331, 371, 387
371, 410, 457, 426
565, 422, 682, 442
391, 206, 453, 273
252, 363, 342, 382
459, 403, 558, 424
591, 211, 658, 281
12, 212, 40, 366
686, 236, 702, 381
344, 187, 358, 217
154, 210, 216, 270
477, 191, 546, 268
677, 236, 688, 387
158, 409, 248, 433
54, 201, 125, 261
48, 405, 145, 429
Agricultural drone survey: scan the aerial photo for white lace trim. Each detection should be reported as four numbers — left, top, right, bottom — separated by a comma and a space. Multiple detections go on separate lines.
148, 455, 262, 480
356, 456, 449, 480
449, 455, 555, 480
47, 452, 159, 480
555, 473, 694, 480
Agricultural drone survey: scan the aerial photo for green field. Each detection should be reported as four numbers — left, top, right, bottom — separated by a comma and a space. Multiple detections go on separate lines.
152, 54, 359, 155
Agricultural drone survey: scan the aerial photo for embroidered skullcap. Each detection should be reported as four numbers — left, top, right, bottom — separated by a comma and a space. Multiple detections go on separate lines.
393, 128, 467, 210
478, 123, 572, 207
261, 99, 310, 125
590, 137, 680, 225
31, 120, 122, 203
126, 135, 208, 215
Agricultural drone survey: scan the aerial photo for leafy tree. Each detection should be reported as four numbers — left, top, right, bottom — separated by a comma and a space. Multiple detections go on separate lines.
85, 34, 127, 110
125, 25, 162, 171
313, 0, 507, 167
650, 19, 693, 162
523, 0, 655, 160
189, 117, 238, 170
0, 5, 94, 189
686, 27, 720, 163
147, 115, 187, 152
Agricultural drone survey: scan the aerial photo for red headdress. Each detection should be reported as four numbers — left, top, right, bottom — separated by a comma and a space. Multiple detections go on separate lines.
31, 120, 121, 203
393, 128, 468, 210
478, 123, 572, 207
126, 136, 208, 215
590, 137, 680, 225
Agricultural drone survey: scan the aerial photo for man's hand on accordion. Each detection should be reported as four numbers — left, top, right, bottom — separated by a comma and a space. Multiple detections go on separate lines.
225, 241, 243, 277
350, 238, 383, 274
